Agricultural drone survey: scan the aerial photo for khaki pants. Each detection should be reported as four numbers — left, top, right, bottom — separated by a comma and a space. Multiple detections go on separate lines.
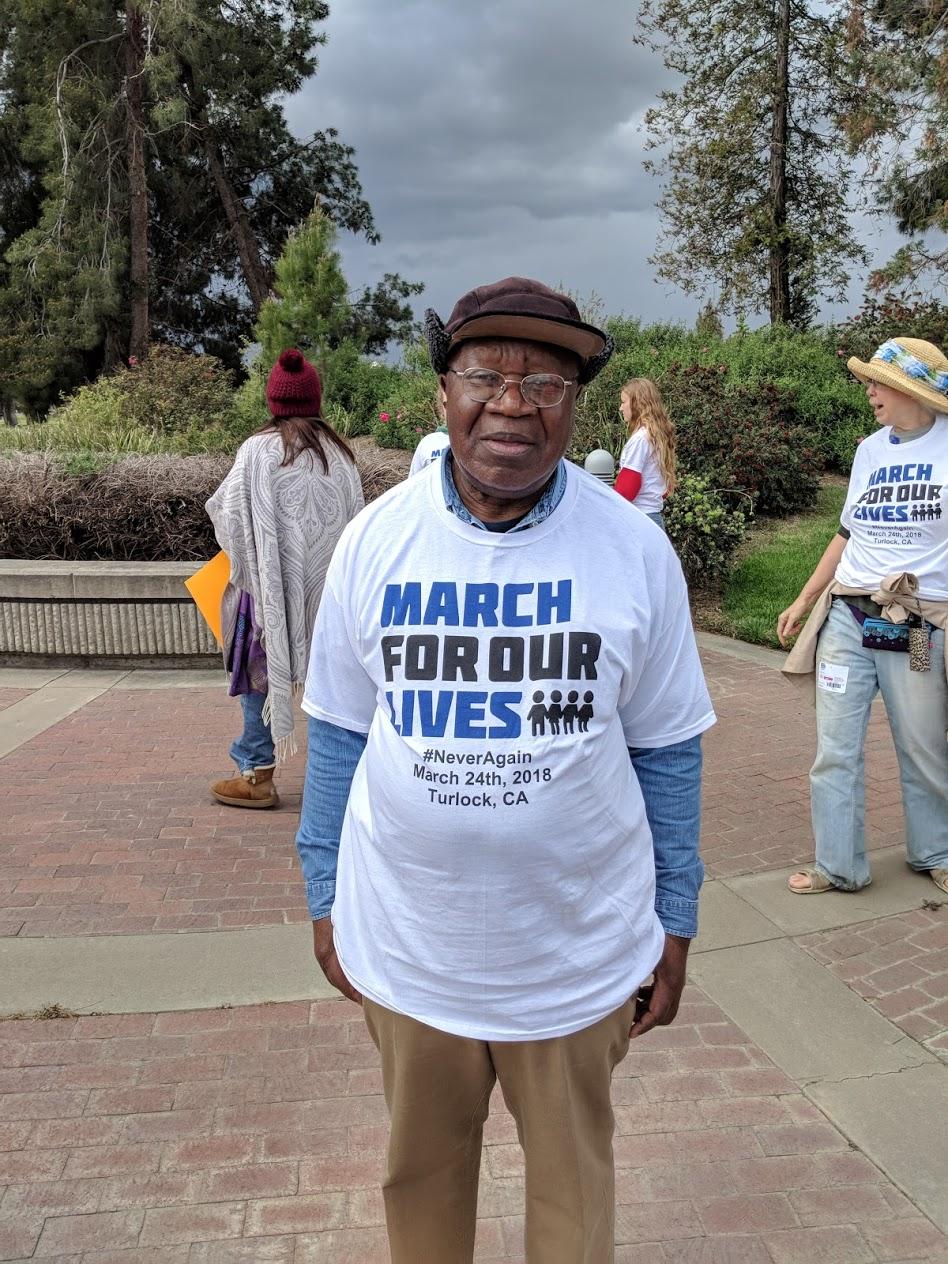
363, 995, 635, 1264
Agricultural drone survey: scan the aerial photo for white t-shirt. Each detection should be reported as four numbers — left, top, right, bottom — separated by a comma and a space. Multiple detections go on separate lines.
837, 417, 948, 599
619, 430, 667, 513
409, 431, 451, 476
302, 463, 716, 1041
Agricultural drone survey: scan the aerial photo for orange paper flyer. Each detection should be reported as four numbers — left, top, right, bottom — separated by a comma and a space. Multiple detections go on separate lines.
184, 550, 230, 646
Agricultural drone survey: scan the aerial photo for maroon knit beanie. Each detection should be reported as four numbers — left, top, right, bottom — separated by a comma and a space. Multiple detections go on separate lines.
266, 348, 322, 417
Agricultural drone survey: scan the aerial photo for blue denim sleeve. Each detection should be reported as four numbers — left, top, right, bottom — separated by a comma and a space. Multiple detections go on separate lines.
628, 734, 704, 939
295, 716, 367, 921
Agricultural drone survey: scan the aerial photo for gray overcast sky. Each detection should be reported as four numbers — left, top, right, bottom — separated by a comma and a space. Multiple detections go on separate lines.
284, 0, 909, 333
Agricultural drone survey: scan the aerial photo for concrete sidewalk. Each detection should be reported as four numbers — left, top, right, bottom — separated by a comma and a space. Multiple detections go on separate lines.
0, 637, 946, 1261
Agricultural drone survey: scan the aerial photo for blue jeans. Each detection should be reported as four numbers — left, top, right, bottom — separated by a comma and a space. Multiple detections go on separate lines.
646, 511, 666, 532
229, 691, 275, 771
810, 599, 948, 889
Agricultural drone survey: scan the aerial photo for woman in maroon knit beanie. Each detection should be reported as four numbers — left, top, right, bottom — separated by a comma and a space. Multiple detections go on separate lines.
205, 349, 364, 808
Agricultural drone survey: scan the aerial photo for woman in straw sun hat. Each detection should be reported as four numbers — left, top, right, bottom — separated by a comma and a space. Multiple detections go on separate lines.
777, 336, 948, 896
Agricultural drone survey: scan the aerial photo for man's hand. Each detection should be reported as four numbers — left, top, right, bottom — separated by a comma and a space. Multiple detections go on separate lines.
312, 917, 362, 1005
630, 933, 690, 1039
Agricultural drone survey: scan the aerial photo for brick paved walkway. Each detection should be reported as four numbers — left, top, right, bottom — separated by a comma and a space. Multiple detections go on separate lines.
0, 650, 906, 937
796, 909, 948, 1061
0, 688, 308, 938
1, 645, 946, 1261
3, 991, 946, 1263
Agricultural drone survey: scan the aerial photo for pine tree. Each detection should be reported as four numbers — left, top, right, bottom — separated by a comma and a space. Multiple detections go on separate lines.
254, 208, 351, 367
638, 0, 870, 325
0, 0, 418, 410
0, 0, 128, 411
841, 0, 948, 291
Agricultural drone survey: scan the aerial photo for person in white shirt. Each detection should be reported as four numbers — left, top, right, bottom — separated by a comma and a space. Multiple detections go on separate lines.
295, 277, 715, 1263
778, 338, 948, 897
408, 424, 450, 475
613, 377, 677, 528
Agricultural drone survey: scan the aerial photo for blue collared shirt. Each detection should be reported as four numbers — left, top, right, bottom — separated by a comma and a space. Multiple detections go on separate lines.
296, 457, 704, 938
441, 451, 567, 532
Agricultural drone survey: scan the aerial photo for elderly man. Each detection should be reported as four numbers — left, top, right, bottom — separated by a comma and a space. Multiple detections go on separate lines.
295, 277, 715, 1264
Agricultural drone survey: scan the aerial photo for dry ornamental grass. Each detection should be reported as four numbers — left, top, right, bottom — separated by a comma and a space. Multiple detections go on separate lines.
0, 440, 411, 561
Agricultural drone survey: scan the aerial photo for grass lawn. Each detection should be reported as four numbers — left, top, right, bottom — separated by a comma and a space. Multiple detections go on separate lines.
698, 483, 846, 650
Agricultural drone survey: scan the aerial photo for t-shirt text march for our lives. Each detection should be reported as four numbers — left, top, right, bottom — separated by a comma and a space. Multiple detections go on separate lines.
379, 579, 603, 808
852, 460, 943, 525
380, 578, 601, 737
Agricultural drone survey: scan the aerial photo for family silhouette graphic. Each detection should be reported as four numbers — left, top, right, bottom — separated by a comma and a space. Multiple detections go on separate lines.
909, 503, 942, 521
527, 690, 595, 736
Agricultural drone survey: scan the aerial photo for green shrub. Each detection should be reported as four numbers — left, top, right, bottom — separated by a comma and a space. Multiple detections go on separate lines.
660, 365, 820, 517
664, 474, 748, 591
705, 326, 868, 471
371, 340, 440, 450
829, 294, 948, 366
0, 390, 170, 457
321, 341, 400, 436
571, 320, 690, 460
321, 400, 358, 439
572, 319, 868, 473
231, 365, 268, 444
43, 345, 247, 455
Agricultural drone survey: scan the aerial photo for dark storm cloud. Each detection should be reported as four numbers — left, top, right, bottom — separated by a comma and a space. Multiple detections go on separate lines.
282, 0, 680, 320
284, 0, 914, 327
300, 0, 662, 215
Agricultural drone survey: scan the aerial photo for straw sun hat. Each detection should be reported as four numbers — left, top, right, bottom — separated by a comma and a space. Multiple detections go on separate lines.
847, 338, 948, 415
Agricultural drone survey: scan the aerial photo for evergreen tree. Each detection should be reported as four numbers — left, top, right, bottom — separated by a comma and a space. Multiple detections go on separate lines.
239, 207, 402, 422
0, 0, 128, 412
254, 208, 350, 366
841, 0, 948, 291
694, 301, 724, 340
638, 0, 870, 325
0, 0, 418, 410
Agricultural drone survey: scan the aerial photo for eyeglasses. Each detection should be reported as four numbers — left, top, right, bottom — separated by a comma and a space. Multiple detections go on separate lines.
449, 367, 575, 409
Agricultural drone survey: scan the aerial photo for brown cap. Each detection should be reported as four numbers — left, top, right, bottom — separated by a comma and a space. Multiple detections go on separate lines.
425, 276, 613, 383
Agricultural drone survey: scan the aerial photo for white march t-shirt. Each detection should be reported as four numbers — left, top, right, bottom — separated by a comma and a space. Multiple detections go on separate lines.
409, 431, 451, 476
836, 417, 948, 599
303, 463, 716, 1041
619, 430, 667, 513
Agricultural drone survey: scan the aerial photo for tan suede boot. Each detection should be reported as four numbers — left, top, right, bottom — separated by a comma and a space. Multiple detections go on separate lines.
211, 765, 279, 809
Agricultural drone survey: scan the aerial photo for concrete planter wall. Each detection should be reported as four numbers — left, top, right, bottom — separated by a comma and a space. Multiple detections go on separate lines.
0, 561, 221, 667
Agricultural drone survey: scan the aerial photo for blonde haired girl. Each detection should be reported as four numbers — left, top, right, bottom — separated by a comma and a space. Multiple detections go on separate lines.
614, 378, 677, 528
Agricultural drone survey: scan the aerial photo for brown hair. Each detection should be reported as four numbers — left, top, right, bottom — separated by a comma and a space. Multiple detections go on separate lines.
256, 415, 356, 473
620, 378, 677, 495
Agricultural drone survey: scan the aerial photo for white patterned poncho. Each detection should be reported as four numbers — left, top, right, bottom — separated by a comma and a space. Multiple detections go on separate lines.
206, 431, 364, 762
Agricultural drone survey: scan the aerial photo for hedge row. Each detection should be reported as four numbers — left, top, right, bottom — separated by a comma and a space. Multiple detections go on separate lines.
0, 442, 408, 562
0, 451, 745, 591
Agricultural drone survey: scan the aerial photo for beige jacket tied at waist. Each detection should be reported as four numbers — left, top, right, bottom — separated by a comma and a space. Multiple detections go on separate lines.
783, 571, 948, 699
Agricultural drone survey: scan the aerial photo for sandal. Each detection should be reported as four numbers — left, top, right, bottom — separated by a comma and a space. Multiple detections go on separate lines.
930, 868, 948, 895
787, 867, 837, 894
